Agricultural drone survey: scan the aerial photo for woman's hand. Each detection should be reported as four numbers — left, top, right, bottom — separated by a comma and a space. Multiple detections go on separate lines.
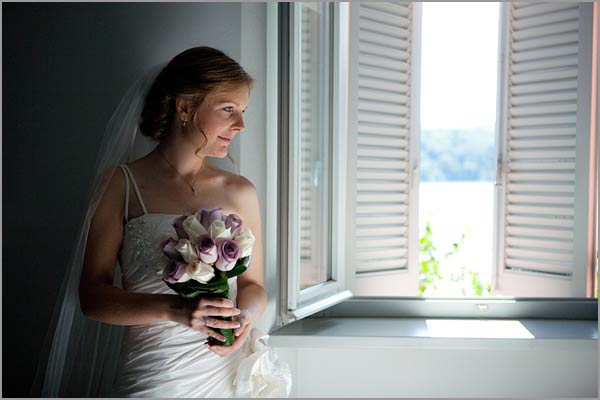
205, 310, 253, 357
232, 309, 252, 338
189, 297, 241, 342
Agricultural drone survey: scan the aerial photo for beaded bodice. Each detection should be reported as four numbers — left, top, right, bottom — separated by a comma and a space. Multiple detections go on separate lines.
120, 213, 180, 293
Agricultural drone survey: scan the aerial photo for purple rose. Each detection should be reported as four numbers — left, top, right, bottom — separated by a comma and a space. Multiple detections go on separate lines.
198, 207, 222, 230
215, 239, 241, 272
161, 238, 180, 260
173, 215, 188, 240
196, 235, 218, 264
162, 259, 188, 283
224, 213, 243, 237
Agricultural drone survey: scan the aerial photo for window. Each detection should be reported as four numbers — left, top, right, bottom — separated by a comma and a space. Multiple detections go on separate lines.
277, 2, 598, 325
278, 2, 351, 324
345, 1, 597, 299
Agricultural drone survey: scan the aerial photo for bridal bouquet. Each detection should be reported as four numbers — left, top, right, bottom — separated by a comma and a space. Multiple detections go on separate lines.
160, 207, 255, 346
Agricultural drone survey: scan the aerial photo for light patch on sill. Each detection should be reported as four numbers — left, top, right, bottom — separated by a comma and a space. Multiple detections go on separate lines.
426, 319, 535, 339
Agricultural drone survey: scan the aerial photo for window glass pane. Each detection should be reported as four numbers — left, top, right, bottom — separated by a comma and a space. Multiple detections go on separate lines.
298, 3, 332, 290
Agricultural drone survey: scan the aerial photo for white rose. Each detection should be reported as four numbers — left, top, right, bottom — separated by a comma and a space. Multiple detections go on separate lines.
183, 215, 208, 242
176, 272, 192, 283
235, 229, 255, 258
175, 239, 198, 263
209, 220, 232, 240
187, 260, 215, 284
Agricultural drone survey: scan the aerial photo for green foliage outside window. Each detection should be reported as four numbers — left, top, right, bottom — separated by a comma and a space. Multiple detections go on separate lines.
419, 219, 492, 297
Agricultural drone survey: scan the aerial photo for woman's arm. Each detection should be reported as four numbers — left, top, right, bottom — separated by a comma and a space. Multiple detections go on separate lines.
201, 177, 267, 356
235, 179, 267, 325
79, 168, 188, 325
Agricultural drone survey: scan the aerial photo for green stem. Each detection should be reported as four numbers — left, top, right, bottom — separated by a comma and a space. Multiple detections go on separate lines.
207, 271, 236, 346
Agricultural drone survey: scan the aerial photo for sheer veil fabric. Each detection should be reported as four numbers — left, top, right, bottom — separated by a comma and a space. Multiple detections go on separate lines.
32, 65, 164, 396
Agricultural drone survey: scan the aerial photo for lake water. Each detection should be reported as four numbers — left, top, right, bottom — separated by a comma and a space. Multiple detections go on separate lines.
419, 181, 495, 294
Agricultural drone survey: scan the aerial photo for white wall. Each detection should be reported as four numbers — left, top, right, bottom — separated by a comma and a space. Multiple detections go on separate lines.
238, 3, 275, 335
274, 340, 597, 398
269, 318, 597, 397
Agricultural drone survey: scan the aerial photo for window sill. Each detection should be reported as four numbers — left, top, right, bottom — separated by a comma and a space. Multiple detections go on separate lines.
269, 317, 598, 398
269, 317, 598, 349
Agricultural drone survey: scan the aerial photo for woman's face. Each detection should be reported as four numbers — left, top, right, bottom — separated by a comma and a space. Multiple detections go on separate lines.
190, 84, 249, 158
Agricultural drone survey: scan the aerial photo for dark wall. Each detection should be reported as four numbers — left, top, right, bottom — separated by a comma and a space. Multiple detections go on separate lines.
2, 3, 242, 396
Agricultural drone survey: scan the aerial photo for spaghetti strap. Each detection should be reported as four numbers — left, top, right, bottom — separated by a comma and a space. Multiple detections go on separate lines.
120, 164, 149, 216
118, 165, 131, 223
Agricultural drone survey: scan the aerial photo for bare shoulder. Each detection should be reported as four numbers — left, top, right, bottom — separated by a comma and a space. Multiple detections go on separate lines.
124, 155, 154, 177
96, 166, 127, 222
207, 163, 259, 215
226, 173, 257, 198
206, 162, 257, 197
227, 174, 259, 216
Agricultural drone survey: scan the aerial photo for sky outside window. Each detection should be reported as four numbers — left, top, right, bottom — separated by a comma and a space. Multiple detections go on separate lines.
420, 2, 500, 131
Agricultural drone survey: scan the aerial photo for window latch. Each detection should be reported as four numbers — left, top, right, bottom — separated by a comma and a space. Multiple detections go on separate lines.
494, 159, 504, 188
313, 160, 322, 187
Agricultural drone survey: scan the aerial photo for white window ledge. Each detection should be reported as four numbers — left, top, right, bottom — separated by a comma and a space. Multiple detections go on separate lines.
269, 318, 598, 398
269, 317, 598, 349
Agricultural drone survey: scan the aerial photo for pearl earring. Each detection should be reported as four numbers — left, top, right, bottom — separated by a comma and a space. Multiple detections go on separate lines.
182, 119, 187, 128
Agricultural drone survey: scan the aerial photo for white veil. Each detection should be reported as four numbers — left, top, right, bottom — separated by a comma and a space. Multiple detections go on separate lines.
32, 65, 163, 397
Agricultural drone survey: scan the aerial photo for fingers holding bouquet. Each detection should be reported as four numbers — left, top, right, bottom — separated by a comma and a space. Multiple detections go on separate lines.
205, 318, 252, 357
190, 298, 241, 342
232, 309, 252, 337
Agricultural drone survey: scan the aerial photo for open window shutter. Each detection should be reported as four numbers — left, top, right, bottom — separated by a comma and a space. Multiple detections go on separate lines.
495, 2, 594, 297
346, 2, 420, 296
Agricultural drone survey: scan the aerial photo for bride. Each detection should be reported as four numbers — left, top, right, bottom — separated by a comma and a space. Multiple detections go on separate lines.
38, 46, 290, 397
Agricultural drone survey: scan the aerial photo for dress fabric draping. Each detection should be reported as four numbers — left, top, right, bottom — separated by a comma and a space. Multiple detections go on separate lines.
111, 164, 251, 398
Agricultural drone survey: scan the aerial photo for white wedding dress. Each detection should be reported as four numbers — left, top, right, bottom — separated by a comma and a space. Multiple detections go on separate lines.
111, 165, 254, 398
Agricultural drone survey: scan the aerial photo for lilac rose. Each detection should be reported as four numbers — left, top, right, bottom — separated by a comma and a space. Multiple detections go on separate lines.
198, 207, 223, 230
162, 259, 189, 284
215, 239, 241, 272
173, 215, 189, 240
224, 213, 243, 237
196, 235, 218, 264
161, 238, 180, 260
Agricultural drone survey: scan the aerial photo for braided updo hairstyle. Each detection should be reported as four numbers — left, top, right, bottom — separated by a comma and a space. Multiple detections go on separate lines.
139, 47, 254, 141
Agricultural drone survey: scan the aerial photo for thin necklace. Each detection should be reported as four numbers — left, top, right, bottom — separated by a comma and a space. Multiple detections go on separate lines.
157, 150, 201, 196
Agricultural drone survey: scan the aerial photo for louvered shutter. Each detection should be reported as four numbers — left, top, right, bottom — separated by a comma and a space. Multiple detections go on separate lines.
495, 2, 594, 297
346, 2, 420, 296
298, 3, 330, 288
299, 4, 317, 284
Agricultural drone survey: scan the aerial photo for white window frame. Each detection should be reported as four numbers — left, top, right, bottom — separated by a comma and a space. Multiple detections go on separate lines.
278, 2, 351, 326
